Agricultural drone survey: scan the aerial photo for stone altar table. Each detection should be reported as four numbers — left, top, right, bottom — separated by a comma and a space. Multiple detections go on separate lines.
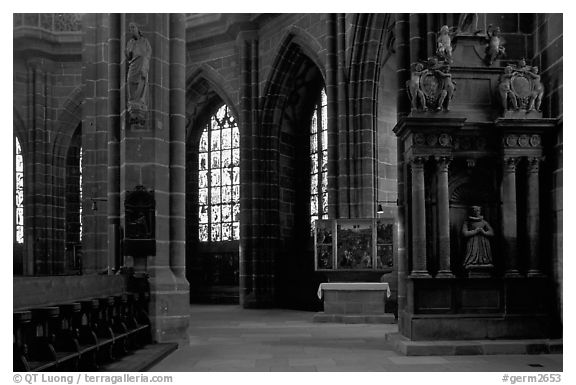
313, 282, 395, 324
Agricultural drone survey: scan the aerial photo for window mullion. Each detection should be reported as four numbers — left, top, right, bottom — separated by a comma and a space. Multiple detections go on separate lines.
316, 106, 323, 218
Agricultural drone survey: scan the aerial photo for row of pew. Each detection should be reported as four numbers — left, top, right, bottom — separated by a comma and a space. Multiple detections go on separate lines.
13, 292, 151, 371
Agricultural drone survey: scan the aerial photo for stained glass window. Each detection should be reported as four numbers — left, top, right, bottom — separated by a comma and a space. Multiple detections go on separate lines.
310, 88, 329, 231
199, 105, 240, 242
15, 137, 24, 244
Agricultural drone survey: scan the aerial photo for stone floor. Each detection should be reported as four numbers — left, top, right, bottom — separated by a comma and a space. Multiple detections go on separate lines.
150, 305, 563, 372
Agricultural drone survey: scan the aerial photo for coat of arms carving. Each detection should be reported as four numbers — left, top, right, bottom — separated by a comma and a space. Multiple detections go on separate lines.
407, 57, 456, 112
497, 59, 544, 112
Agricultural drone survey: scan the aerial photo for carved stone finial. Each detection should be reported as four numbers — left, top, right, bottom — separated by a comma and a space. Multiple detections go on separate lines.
406, 58, 456, 112
485, 25, 505, 66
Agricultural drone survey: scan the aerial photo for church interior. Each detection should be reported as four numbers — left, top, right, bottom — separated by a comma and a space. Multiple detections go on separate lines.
12, 13, 563, 372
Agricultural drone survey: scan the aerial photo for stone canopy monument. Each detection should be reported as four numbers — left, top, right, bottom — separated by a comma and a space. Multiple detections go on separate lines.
393, 22, 558, 344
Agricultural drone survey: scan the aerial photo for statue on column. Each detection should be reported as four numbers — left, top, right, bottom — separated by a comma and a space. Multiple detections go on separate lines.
462, 206, 494, 277
126, 22, 152, 126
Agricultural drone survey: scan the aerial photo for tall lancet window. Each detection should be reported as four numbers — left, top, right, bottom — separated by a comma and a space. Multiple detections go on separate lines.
310, 88, 328, 229
15, 136, 24, 244
198, 105, 240, 242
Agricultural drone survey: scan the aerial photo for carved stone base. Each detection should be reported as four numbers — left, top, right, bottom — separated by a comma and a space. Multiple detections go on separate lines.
410, 271, 432, 278
465, 264, 493, 278
128, 105, 148, 129
503, 109, 543, 119
436, 270, 455, 278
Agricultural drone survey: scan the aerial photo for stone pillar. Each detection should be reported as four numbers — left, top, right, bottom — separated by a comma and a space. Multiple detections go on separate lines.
410, 157, 430, 277
108, 13, 122, 273
119, 13, 189, 342
436, 156, 453, 278
526, 157, 543, 277
502, 157, 520, 277
326, 13, 339, 219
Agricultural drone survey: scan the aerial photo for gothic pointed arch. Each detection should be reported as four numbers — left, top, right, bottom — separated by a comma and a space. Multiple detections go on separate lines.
52, 85, 83, 162
13, 106, 27, 153
260, 37, 326, 309
185, 66, 241, 304
51, 85, 84, 274
186, 64, 238, 141
265, 26, 325, 86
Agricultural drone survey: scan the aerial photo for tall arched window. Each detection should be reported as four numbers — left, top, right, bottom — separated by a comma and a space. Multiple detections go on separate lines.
65, 127, 82, 272
198, 105, 240, 242
310, 88, 328, 228
14, 136, 24, 245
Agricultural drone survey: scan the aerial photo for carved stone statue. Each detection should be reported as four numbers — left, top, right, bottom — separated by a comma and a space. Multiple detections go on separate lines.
485, 25, 505, 66
406, 63, 427, 111
458, 13, 479, 34
436, 25, 453, 64
435, 64, 455, 111
125, 22, 152, 125
498, 65, 519, 111
527, 66, 544, 111
462, 206, 494, 274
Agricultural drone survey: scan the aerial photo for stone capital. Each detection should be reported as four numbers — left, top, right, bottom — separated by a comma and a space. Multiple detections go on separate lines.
526, 157, 542, 173
503, 157, 520, 172
435, 156, 452, 172
409, 156, 427, 169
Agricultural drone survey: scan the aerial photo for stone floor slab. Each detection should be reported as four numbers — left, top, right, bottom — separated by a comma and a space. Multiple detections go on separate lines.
150, 304, 563, 372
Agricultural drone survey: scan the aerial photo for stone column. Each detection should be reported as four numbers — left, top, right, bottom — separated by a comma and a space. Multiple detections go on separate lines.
108, 13, 122, 273
436, 157, 454, 278
410, 157, 430, 277
119, 13, 189, 342
502, 157, 520, 277
527, 157, 543, 277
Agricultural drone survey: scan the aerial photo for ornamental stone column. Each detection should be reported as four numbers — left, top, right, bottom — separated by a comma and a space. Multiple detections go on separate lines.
410, 157, 430, 277
436, 156, 454, 278
527, 157, 543, 277
502, 157, 520, 277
